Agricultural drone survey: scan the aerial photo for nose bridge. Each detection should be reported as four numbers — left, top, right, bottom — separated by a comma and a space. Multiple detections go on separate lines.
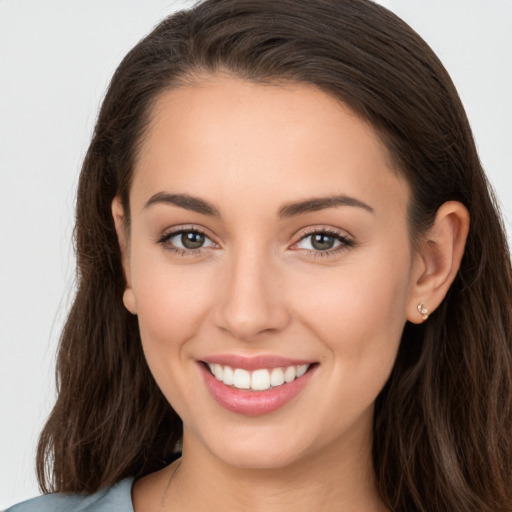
215, 243, 289, 340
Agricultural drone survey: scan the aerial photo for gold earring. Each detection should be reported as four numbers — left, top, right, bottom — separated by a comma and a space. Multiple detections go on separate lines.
417, 303, 429, 320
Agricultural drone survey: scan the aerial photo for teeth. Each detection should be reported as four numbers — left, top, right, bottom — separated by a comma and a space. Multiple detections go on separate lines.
296, 364, 308, 377
270, 367, 285, 387
212, 364, 223, 381
207, 363, 311, 391
251, 369, 270, 391
223, 365, 234, 386
233, 369, 251, 389
284, 366, 296, 383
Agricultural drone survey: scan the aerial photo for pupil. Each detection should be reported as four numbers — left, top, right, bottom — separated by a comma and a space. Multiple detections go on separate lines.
311, 233, 334, 250
181, 231, 205, 249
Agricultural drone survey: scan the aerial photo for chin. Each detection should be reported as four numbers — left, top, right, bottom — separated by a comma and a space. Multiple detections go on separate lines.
186, 418, 332, 471
210, 440, 308, 470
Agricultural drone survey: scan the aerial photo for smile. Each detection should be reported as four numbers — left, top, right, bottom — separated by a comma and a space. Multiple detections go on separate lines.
200, 358, 317, 416
207, 363, 310, 391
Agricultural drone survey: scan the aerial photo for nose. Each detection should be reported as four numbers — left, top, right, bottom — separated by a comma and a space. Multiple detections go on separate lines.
214, 249, 290, 341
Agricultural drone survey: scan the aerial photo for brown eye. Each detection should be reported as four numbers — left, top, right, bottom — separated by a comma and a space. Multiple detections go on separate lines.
294, 230, 353, 254
311, 233, 336, 250
181, 231, 205, 249
159, 228, 216, 253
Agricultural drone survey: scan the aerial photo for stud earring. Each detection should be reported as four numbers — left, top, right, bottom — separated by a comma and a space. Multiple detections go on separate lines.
417, 303, 429, 320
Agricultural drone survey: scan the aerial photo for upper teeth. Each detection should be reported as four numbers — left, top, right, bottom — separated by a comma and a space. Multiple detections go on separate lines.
207, 363, 310, 391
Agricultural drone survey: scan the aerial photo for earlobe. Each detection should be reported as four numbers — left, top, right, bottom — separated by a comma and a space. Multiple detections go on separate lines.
123, 289, 137, 315
407, 201, 469, 324
112, 197, 137, 315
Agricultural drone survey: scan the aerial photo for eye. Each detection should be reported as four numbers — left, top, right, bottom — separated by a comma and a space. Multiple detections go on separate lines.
293, 229, 353, 254
159, 228, 216, 253
175, 231, 207, 249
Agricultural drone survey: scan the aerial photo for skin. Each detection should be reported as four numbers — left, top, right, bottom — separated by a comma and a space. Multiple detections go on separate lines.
113, 75, 469, 511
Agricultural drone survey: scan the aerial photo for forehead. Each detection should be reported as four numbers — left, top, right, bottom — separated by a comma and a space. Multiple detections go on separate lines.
131, 75, 408, 216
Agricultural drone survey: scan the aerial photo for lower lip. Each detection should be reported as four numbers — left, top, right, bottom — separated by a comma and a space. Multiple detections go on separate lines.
200, 363, 316, 416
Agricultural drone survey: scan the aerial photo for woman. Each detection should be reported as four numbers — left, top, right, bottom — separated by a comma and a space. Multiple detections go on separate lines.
8, 0, 512, 510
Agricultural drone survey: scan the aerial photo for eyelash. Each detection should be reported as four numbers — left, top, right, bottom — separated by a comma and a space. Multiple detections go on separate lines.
157, 226, 354, 258
293, 228, 354, 258
158, 226, 216, 257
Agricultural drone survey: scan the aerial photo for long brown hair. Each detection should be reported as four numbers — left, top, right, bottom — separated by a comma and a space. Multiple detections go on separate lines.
37, 1, 512, 510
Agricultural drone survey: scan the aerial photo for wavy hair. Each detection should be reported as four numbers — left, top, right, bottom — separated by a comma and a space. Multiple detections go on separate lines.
37, 1, 512, 510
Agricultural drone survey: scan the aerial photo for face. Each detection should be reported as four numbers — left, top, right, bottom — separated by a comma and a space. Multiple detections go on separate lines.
116, 75, 422, 470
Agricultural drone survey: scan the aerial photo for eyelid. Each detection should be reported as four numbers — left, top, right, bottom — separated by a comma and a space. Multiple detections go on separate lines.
290, 226, 355, 255
158, 223, 211, 241
157, 224, 219, 254
156, 224, 354, 258
292, 225, 353, 242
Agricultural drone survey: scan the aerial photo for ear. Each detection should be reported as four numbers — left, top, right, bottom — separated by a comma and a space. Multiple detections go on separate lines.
407, 201, 469, 324
112, 197, 137, 315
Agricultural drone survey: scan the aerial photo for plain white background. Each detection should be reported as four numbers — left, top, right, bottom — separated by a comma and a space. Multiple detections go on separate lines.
1, 0, 511, 507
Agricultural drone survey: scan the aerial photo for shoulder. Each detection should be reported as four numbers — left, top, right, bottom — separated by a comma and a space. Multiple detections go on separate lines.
5, 478, 134, 512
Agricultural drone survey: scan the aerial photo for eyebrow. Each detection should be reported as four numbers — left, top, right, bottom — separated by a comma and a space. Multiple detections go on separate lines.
278, 195, 374, 217
144, 192, 220, 216
144, 192, 374, 218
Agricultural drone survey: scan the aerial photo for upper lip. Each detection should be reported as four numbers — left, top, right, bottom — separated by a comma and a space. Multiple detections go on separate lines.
200, 354, 316, 370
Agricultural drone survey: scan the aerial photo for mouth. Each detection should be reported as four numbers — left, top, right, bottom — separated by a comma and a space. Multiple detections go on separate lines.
204, 362, 313, 391
199, 358, 318, 416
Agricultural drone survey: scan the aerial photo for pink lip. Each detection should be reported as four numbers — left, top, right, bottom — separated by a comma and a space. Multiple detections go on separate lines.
199, 361, 317, 416
202, 353, 313, 370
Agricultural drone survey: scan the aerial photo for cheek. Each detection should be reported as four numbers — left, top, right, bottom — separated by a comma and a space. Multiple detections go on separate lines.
129, 248, 216, 364
135, 277, 205, 343
130, 259, 217, 421
294, 248, 412, 397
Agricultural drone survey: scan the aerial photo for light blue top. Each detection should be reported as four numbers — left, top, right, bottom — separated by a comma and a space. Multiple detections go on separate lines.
5, 478, 134, 512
